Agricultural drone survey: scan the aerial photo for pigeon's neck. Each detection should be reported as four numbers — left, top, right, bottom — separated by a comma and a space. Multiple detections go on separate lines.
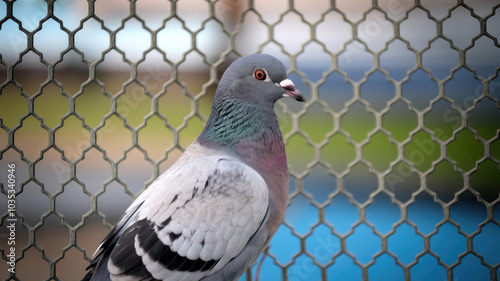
199, 100, 288, 172
200, 101, 279, 148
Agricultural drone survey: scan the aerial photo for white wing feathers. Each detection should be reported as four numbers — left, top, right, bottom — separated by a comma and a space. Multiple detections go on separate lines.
106, 156, 269, 281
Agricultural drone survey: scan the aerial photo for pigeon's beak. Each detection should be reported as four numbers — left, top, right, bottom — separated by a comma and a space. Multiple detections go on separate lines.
279, 79, 305, 102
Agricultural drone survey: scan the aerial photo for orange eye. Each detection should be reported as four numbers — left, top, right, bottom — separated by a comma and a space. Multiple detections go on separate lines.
254, 69, 266, 80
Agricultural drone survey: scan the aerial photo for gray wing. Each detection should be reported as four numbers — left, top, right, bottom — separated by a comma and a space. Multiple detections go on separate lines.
99, 156, 269, 281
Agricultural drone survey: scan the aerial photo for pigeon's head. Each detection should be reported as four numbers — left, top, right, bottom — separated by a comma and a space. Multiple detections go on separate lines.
217, 54, 305, 105
201, 54, 304, 146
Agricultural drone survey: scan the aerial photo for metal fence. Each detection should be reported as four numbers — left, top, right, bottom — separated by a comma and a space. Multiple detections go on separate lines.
1, 0, 500, 280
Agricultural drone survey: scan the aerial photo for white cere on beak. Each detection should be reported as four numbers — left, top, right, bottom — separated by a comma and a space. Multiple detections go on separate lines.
279, 79, 295, 89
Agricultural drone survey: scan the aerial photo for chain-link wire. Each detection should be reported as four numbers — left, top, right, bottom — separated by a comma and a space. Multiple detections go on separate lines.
1, 0, 500, 280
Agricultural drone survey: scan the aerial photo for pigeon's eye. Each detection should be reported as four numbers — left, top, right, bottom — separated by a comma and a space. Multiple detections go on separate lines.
254, 69, 266, 80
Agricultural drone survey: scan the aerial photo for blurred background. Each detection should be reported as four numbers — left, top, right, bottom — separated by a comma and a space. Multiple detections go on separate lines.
1, 0, 500, 280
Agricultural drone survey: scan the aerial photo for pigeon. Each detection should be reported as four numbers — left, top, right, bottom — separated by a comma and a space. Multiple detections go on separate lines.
82, 54, 305, 281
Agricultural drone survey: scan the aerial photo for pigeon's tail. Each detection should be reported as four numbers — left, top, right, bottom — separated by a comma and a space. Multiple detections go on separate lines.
81, 252, 111, 281
82, 202, 143, 281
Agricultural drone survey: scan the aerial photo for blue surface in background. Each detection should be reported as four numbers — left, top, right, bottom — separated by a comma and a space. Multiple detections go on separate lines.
237, 175, 500, 281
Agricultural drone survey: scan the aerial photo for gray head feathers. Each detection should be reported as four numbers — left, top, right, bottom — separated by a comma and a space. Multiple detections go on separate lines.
200, 54, 305, 147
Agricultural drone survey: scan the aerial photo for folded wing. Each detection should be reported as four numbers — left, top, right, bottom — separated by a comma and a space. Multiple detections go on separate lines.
100, 156, 269, 281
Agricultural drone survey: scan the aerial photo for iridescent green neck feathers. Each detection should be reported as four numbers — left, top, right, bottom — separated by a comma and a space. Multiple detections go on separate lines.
200, 100, 280, 148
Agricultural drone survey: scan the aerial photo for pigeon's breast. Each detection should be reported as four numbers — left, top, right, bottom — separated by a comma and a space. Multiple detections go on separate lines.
236, 127, 289, 234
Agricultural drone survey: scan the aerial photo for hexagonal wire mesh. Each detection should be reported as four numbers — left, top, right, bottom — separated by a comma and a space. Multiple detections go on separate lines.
1, 0, 500, 280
